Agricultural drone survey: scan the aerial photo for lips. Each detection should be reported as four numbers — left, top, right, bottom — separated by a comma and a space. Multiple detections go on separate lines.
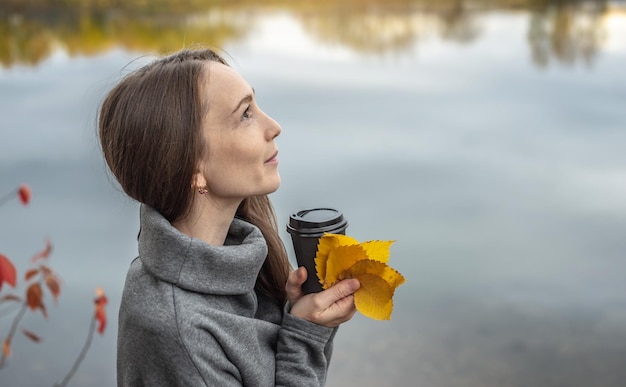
265, 151, 278, 163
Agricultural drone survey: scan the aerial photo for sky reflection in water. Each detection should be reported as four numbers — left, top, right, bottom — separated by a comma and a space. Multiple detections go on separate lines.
1, 4, 626, 387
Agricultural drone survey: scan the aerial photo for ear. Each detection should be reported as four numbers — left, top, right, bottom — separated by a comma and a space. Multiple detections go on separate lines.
191, 169, 208, 190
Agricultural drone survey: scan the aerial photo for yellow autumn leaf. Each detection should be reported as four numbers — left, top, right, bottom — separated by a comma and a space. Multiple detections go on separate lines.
360, 240, 395, 263
346, 259, 406, 291
330, 234, 360, 246
314, 233, 405, 320
381, 266, 406, 289
323, 244, 368, 289
315, 234, 359, 286
351, 273, 394, 320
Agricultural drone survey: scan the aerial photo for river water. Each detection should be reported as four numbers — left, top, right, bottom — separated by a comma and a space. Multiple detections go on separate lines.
1, 1, 626, 386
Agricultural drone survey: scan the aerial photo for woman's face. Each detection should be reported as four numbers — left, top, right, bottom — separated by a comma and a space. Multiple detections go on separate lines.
195, 62, 282, 203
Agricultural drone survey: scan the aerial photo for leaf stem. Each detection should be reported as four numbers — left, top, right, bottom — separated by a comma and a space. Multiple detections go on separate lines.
53, 315, 96, 387
0, 301, 28, 369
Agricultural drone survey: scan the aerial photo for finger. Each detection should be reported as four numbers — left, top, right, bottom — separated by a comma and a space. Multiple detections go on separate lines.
317, 294, 358, 327
335, 295, 358, 319
315, 278, 360, 309
285, 267, 307, 304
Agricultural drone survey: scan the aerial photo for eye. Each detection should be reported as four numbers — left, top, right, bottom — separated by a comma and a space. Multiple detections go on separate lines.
241, 105, 252, 121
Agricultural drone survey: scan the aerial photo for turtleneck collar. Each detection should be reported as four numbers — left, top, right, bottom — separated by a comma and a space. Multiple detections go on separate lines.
137, 204, 268, 295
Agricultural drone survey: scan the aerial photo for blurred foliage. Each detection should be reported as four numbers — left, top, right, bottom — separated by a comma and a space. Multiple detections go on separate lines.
0, 0, 613, 68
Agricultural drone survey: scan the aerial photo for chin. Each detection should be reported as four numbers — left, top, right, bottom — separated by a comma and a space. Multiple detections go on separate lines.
266, 180, 281, 195
264, 175, 281, 195
248, 173, 281, 197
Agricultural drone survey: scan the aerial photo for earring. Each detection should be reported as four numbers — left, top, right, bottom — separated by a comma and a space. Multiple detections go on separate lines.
198, 187, 208, 195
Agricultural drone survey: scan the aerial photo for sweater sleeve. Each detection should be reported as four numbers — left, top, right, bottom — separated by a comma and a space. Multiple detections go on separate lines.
275, 303, 338, 386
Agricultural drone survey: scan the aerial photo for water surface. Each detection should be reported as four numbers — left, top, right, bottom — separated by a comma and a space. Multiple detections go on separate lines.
1, 2, 625, 386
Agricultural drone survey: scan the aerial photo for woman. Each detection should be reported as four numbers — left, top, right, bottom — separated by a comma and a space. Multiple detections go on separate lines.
98, 48, 360, 386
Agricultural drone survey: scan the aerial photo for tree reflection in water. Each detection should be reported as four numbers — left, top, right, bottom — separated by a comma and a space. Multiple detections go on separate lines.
0, 0, 616, 68
527, 1, 608, 68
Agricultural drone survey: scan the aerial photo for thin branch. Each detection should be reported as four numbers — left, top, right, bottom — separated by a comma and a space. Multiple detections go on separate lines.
0, 302, 22, 319
53, 315, 96, 387
0, 302, 28, 369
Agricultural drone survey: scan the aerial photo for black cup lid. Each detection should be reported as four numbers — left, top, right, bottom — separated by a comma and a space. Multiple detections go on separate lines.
287, 208, 348, 235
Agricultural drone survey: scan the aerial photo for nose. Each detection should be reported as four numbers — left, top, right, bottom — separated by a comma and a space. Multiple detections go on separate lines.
264, 111, 282, 140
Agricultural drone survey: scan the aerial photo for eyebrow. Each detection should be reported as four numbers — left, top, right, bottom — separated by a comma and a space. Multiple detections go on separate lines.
231, 88, 255, 114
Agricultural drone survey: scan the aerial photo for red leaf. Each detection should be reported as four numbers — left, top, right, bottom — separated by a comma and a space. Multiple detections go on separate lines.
45, 274, 61, 303
0, 254, 17, 291
17, 184, 31, 206
40, 265, 52, 276
95, 308, 107, 335
31, 240, 53, 263
26, 283, 47, 318
21, 329, 42, 343
41, 240, 52, 259
1, 294, 21, 302
25, 269, 40, 281
94, 287, 108, 335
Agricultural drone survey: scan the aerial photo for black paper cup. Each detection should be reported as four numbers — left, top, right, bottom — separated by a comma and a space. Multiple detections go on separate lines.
287, 208, 348, 294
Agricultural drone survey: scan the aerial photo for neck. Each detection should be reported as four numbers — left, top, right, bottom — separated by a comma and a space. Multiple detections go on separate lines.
173, 194, 242, 246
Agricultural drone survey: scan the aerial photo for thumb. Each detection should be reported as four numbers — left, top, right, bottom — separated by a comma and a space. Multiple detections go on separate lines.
317, 278, 360, 308
285, 267, 307, 304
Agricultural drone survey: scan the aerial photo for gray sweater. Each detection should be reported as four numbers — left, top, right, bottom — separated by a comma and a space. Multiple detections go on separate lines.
117, 205, 336, 386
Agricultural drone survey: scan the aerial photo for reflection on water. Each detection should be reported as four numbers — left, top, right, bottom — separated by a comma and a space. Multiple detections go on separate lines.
528, 3, 608, 67
0, 0, 615, 68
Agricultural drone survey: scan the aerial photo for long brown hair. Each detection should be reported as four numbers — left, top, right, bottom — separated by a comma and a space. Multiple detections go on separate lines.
98, 48, 290, 304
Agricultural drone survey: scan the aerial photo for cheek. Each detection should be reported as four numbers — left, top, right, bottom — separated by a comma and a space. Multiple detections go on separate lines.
207, 142, 258, 179
223, 146, 257, 169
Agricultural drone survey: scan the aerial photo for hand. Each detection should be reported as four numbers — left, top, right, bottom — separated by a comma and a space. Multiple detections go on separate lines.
285, 267, 360, 328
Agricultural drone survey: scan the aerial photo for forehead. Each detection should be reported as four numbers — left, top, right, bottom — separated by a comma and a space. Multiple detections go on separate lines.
202, 62, 251, 110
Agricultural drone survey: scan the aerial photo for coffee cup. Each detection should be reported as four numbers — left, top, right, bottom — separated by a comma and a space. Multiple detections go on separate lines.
287, 208, 348, 294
